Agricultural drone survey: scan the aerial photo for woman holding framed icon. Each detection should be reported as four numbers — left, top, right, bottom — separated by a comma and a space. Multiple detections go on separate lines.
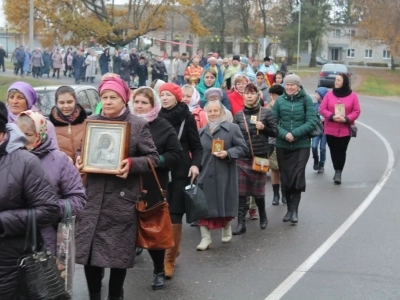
75, 76, 159, 300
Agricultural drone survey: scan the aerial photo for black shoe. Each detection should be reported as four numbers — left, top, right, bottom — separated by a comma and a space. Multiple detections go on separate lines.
152, 272, 165, 290
135, 247, 143, 256
272, 193, 280, 206
290, 194, 301, 224
255, 198, 268, 229
317, 163, 324, 174
290, 210, 298, 224
313, 158, 319, 170
90, 293, 101, 300
233, 197, 248, 235
281, 192, 287, 204
106, 288, 124, 300
190, 222, 198, 227
334, 170, 342, 185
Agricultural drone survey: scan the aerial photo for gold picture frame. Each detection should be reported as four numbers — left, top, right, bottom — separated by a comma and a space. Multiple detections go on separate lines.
211, 139, 224, 153
80, 120, 131, 174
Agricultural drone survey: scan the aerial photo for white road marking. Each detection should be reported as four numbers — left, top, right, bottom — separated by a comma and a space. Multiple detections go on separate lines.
265, 121, 395, 300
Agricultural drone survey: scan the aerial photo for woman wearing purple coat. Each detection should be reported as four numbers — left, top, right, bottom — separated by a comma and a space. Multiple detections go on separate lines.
6, 81, 59, 149
16, 110, 86, 254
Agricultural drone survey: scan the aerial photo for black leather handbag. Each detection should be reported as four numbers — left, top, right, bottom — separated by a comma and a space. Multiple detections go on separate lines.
18, 209, 69, 300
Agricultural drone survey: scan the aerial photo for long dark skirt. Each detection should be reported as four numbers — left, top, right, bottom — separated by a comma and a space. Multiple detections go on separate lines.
237, 158, 267, 197
276, 148, 310, 192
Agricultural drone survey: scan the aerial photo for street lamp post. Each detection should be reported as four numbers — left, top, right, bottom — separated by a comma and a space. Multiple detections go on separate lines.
5, 25, 9, 56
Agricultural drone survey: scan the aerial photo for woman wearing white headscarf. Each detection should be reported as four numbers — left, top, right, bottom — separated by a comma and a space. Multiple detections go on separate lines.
181, 84, 207, 129
196, 100, 248, 251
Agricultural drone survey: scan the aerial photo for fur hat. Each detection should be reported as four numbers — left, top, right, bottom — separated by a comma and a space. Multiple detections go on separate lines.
232, 55, 240, 61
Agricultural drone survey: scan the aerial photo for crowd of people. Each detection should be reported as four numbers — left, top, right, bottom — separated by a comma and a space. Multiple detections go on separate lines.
0, 46, 360, 299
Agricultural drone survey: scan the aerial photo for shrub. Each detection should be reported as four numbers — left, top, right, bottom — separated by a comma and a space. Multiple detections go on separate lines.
365, 62, 388, 67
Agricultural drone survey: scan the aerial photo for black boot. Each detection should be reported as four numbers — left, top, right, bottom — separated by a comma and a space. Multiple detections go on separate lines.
313, 156, 319, 170
90, 293, 101, 300
318, 163, 324, 174
282, 192, 292, 222
281, 191, 287, 204
233, 196, 248, 235
272, 184, 280, 206
106, 289, 124, 300
255, 197, 268, 229
334, 170, 342, 185
290, 193, 301, 224
152, 271, 165, 290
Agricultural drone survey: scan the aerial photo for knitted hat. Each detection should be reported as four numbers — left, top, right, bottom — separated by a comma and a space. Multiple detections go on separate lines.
232, 55, 240, 61
0, 101, 7, 133
284, 74, 301, 86
240, 57, 249, 65
159, 83, 183, 102
315, 87, 328, 99
204, 88, 223, 101
99, 76, 130, 103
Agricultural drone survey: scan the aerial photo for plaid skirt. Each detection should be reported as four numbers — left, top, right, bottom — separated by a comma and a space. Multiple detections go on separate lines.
237, 158, 267, 197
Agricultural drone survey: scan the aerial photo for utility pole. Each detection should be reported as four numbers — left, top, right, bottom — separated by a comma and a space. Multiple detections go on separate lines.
29, 0, 34, 50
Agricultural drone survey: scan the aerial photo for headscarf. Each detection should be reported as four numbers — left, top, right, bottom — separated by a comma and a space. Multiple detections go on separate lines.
131, 87, 161, 123
99, 76, 130, 103
18, 110, 48, 151
7, 82, 37, 122
196, 69, 221, 104
153, 79, 166, 95
204, 100, 230, 133
332, 73, 352, 98
182, 84, 200, 112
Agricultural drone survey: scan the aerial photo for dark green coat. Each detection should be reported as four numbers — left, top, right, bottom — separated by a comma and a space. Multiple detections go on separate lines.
272, 88, 317, 150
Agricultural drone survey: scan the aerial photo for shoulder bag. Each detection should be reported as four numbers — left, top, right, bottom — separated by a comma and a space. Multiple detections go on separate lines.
18, 209, 69, 300
242, 110, 270, 173
302, 97, 323, 138
136, 158, 174, 250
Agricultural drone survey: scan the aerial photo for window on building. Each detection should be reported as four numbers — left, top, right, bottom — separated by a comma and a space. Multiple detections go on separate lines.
160, 41, 166, 52
347, 49, 355, 58
383, 50, 391, 59
240, 42, 247, 54
364, 49, 373, 58
348, 30, 356, 37
172, 40, 180, 52
225, 42, 233, 54
333, 29, 341, 38
252, 43, 259, 57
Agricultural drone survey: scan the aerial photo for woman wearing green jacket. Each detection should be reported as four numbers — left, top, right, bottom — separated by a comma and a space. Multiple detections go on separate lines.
272, 74, 317, 224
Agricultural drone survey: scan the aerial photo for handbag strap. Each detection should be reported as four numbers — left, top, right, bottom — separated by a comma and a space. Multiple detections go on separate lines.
147, 158, 167, 200
62, 199, 72, 225
242, 111, 255, 158
24, 209, 37, 253
177, 119, 186, 140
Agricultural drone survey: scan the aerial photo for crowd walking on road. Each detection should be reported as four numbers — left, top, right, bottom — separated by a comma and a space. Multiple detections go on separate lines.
0, 47, 361, 299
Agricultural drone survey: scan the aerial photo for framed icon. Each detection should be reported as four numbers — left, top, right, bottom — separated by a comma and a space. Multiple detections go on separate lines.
335, 104, 345, 116
80, 120, 131, 174
211, 139, 224, 153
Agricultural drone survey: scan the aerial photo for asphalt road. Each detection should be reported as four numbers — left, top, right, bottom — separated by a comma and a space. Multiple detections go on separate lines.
4, 70, 398, 300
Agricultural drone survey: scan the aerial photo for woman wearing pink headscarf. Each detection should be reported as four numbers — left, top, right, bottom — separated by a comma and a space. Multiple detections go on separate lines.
75, 76, 159, 300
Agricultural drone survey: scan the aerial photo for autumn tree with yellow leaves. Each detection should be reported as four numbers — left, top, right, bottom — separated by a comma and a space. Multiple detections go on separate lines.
4, 0, 208, 48
355, 0, 400, 70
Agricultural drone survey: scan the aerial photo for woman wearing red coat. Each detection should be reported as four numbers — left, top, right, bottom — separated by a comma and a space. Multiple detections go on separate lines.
227, 74, 250, 117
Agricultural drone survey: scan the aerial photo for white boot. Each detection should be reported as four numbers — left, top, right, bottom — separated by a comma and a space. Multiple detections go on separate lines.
221, 221, 232, 243
196, 226, 212, 251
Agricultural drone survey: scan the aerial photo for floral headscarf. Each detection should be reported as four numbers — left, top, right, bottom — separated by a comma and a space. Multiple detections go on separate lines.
18, 110, 48, 150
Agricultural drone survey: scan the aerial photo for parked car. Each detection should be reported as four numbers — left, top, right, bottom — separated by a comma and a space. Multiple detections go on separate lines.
316, 57, 328, 65
318, 63, 351, 88
34, 85, 101, 117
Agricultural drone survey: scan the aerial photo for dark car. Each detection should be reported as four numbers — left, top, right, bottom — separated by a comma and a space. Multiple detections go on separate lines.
318, 64, 351, 88
34, 85, 101, 117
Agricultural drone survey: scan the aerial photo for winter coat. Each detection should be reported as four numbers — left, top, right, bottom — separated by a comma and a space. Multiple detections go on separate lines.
99, 53, 110, 75
152, 61, 166, 80
158, 102, 203, 214
23, 52, 30, 72
112, 54, 122, 75
72, 55, 85, 80
41, 52, 51, 74
142, 117, 182, 208
67, 54, 73, 67
0, 124, 59, 300
135, 63, 148, 80
0, 49, 6, 62
234, 105, 277, 158
192, 107, 207, 129
227, 89, 245, 117
51, 52, 63, 69
174, 59, 189, 76
30, 51, 43, 67
198, 122, 248, 218
319, 90, 361, 137
15, 48, 25, 63
85, 55, 97, 78
49, 104, 87, 161
75, 109, 159, 269
30, 135, 86, 254
120, 60, 131, 82
272, 88, 318, 150
129, 53, 139, 74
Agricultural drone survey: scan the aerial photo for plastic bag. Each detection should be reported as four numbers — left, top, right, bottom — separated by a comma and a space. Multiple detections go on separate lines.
184, 184, 209, 224
56, 200, 76, 298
